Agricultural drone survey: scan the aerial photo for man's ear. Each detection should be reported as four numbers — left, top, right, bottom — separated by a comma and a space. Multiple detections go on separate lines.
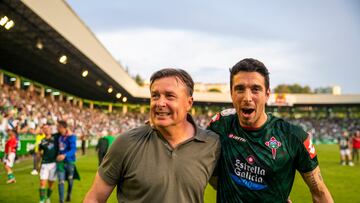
187, 96, 194, 111
265, 88, 270, 101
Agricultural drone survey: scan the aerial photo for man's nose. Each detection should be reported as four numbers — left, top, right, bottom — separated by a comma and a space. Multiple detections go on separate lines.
243, 89, 253, 102
156, 96, 167, 107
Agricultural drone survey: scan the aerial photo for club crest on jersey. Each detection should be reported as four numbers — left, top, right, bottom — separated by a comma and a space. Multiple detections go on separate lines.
265, 136, 282, 160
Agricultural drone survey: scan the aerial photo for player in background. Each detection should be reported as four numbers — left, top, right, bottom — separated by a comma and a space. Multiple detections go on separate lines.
31, 127, 46, 175
352, 130, 360, 163
3, 128, 18, 184
38, 124, 58, 203
338, 129, 354, 166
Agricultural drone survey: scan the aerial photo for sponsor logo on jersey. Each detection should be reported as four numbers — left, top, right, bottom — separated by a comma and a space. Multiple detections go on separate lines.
303, 135, 316, 159
265, 136, 282, 160
231, 158, 267, 190
228, 134, 247, 143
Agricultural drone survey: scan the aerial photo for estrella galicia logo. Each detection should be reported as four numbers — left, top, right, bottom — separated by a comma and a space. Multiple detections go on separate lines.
232, 158, 267, 190
231, 174, 267, 190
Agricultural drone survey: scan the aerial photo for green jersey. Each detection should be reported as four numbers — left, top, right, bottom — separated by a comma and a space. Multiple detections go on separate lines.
39, 136, 57, 164
207, 109, 318, 203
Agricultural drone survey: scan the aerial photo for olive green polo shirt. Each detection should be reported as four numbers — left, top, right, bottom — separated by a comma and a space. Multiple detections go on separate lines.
98, 116, 220, 203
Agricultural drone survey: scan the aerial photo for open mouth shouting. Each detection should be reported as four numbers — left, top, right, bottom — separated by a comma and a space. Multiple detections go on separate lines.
241, 107, 255, 119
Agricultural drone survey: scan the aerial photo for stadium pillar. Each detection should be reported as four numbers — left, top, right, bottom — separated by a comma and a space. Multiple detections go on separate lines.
66, 96, 71, 104
122, 105, 128, 114
15, 76, 21, 89
29, 83, 34, 92
79, 100, 83, 109
0, 71, 3, 85
191, 108, 196, 115
50, 93, 54, 101
73, 98, 77, 106
90, 102, 94, 110
108, 104, 113, 113
140, 106, 145, 114
40, 87, 45, 98
59, 93, 63, 101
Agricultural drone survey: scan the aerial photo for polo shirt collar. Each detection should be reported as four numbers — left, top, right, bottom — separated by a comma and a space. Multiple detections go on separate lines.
186, 114, 207, 143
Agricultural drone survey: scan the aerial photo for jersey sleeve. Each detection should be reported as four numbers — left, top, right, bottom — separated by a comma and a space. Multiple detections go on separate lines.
207, 113, 227, 138
293, 125, 319, 173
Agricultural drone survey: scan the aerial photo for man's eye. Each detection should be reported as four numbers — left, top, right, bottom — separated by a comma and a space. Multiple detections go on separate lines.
166, 94, 176, 99
235, 87, 244, 92
151, 94, 159, 99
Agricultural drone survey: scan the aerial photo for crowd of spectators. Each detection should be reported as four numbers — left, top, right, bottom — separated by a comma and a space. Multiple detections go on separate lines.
0, 84, 359, 145
0, 84, 147, 142
287, 117, 359, 143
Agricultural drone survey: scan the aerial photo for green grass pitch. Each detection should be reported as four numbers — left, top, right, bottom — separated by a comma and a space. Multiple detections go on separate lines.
1, 145, 359, 203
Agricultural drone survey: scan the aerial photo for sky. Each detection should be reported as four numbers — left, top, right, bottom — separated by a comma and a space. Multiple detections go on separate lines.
66, 0, 360, 93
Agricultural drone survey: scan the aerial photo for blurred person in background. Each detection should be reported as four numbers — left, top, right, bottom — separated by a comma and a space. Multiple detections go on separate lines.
38, 124, 58, 203
80, 133, 87, 156
351, 130, 360, 163
95, 132, 109, 166
338, 129, 354, 166
56, 120, 78, 203
3, 128, 18, 184
31, 126, 46, 175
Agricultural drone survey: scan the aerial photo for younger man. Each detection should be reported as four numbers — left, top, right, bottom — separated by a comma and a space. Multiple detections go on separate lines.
208, 58, 333, 202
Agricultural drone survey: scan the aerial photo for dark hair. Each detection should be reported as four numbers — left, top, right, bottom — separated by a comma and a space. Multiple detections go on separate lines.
229, 58, 270, 91
57, 120, 67, 128
150, 68, 194, 96
7, 128, 17, 136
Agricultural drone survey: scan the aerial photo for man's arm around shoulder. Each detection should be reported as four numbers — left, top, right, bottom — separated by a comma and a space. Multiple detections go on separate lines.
301, 166, 334, 203
83, 172, 115, 203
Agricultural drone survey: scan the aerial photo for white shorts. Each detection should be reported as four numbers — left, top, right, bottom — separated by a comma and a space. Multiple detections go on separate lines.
40, 163, 57, 181
3, 152, 15, 168
340, 149, 351, 156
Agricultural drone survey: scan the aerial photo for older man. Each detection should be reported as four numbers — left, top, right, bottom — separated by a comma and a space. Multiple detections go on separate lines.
84, 68, 220, 203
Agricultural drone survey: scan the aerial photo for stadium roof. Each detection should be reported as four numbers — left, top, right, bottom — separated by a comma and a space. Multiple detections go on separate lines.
0, 0, 359, 107
0, 0, 142, 103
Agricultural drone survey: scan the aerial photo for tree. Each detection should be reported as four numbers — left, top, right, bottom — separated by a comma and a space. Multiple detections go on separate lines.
274, 84, 312, 93
274, 84, 291, 93
208, 88, 221, 93
133, 74, 144, 86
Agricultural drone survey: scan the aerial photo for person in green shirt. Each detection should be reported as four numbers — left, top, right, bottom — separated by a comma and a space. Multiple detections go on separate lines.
38, 124, 58, 203
208, 58, 333, 203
